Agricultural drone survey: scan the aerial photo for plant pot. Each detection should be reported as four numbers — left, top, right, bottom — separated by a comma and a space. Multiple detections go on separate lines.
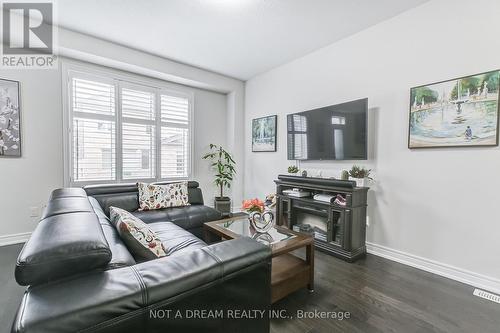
214, 197, 231, 217
350, 177, 368, 187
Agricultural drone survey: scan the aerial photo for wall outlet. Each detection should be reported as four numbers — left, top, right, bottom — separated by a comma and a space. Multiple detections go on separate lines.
29, 206, 40, 218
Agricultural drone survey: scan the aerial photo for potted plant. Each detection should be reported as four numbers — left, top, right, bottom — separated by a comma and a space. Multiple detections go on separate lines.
348, 165, 372, 187
287, 165, 299, 175
202, 144, 236, 217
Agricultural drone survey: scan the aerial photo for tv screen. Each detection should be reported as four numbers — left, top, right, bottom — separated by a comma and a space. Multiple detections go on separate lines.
287, 98, 368, 160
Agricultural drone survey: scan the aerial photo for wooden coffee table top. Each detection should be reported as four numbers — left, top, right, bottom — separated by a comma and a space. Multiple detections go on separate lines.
204, 215, 313, 257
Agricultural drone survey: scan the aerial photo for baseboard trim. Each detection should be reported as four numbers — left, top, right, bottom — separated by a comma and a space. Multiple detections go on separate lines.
0, 232, 31, 247
366, 242, 500, 295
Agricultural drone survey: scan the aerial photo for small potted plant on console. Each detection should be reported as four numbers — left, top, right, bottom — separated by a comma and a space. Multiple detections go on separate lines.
287, 165, 299, 175
348, 165, 372, 187
202, 144, 236, 217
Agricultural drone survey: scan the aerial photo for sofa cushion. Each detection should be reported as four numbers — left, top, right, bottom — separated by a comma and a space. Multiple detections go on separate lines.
41, 196, 94, 220
132, 205, 222, 231
137, 182, 190, 211
15, 212, 112, 286
49, 187, 87, 200
148, 222, 206, 258
88, 197, 136, 268
100, 223, 137, 268
88, 196, 110, 220
93, 192, 140, 217
110, 207, 167, 261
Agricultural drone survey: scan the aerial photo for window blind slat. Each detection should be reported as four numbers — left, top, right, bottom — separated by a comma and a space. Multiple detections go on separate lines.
72, 78, 115, 116
122, 122, 155, 179
122, 88, 155, 121
161, 126, 188, 178
72, 117, 115, 181
121, 87, 156, 179
160, 94, 189, 178
161, 95, 189, 125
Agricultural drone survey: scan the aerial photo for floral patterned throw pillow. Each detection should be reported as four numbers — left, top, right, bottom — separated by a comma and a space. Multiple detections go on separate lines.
109, 206, 167, 260
137, 182, 190, 211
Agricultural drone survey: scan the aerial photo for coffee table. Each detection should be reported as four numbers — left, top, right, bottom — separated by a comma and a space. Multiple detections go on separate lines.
204, 216, 314, 303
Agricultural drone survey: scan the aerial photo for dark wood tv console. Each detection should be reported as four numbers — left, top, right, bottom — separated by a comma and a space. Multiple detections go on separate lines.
275, 175, 368, 262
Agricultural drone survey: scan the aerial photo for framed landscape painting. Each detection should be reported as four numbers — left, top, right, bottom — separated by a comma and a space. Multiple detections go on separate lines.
252, 115, 277, 152
0, 79, 21, 157
408, 70, 500, 148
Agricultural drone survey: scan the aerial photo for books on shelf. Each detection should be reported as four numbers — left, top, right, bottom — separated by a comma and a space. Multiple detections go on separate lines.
293, 223, 328, 242
314, 232, 327, 242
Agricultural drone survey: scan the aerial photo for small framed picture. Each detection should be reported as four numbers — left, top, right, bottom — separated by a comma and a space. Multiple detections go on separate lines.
0, 78, 21, 157
252, 115, 277, 152
409, 70, 500, 148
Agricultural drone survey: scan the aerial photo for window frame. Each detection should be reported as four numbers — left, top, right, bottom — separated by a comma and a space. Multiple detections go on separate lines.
62, 62, 194, 187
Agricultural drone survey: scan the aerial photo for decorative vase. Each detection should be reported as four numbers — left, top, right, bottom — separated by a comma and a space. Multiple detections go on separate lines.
350, 177, 367, 187
248, 210, 275, 233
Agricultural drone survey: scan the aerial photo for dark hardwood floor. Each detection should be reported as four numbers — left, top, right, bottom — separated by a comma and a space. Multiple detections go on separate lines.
271, 249, 500, 333
1, 244, 499, 333
0, 244, 25, 333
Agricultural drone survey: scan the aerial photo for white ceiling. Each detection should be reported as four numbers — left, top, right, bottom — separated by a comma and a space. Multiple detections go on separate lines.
54, 0, 429, 80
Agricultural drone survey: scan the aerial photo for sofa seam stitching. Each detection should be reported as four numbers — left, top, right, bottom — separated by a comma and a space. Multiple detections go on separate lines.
201, 247, 224, 277
78, 273, 230, 332
130, 266, 148, 306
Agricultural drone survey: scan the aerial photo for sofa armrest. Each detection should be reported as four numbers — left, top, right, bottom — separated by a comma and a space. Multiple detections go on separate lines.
12, 238, 271, 333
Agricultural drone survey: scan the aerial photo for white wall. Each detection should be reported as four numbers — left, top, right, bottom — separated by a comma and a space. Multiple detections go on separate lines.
0, 68, 63, 240
245, 0, 500, 290
0, 29, 236, 242
193, 89, 228, 199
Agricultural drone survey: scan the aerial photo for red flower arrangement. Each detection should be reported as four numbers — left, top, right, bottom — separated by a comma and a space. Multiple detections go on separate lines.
242, 198, 265, 213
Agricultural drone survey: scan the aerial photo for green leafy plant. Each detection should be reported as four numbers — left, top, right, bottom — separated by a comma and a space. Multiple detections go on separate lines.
340, 170, 349, 180
348, 165, 373, 179
287, 165, 299, 173
202, 144, 236, 198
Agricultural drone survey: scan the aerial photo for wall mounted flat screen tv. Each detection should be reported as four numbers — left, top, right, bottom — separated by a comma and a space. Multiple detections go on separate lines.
287, 98, 368, 160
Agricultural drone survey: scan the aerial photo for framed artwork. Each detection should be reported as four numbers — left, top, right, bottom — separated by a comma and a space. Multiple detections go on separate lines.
408, 70, 500, 148
252, 115, 277, 152
0, 79, 21, 157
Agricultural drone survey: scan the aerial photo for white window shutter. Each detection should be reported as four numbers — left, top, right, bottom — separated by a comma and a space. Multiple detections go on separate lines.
160, 95, 190, 178
122, 122, 156, 179
72, 78, 115, 116
122, 88, 155, 121
121, 88, 156, 179
71, 78, 116, 181
161, 95, 189, 125
68, 70, 192, 185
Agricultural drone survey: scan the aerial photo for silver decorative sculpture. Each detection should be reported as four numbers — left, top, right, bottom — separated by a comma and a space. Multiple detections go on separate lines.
249, 210, 275, 233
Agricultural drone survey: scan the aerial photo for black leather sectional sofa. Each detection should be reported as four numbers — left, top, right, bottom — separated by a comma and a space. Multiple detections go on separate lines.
12, 182, 272, 333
